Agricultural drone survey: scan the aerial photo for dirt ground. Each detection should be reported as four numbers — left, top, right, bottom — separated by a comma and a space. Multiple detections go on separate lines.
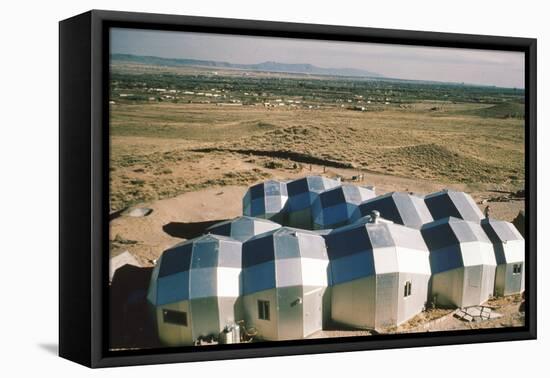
392, 294, 525, 333
110, 185, 246, 265
110, 161, 524, 266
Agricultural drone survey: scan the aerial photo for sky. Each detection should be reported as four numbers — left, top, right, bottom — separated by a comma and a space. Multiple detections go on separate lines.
111, 28, 525, 89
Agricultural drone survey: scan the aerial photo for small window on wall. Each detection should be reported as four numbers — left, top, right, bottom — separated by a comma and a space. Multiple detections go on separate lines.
258, 300, 270, 321
163, 309, 188, 326
513, 264, 522, 274
404, 281, 412, 297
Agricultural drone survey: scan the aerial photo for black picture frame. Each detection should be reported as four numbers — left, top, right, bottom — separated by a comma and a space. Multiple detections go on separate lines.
59, 9, 537, 368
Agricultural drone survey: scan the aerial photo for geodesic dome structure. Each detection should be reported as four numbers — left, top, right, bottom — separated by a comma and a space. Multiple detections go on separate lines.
481, 218, 525, 296
311, 185, 376, 230
325, 219, 431, 330
359, 192, 433, 229
421, 217, 497, 308
242, 180, 288, 224
206, 216, 281, 242
147, 234, 242, 346
424, 190, 484, 222
286, 175, 341, 229
241, 227, 329, 340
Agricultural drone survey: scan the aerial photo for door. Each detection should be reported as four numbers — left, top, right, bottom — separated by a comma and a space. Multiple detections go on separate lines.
303, 287, 323, 337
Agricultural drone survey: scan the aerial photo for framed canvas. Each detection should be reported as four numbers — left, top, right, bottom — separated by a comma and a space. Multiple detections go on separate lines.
59, 9, 537, 368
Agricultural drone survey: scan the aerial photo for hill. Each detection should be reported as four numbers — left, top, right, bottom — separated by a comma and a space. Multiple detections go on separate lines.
460, 102, 525, 119
110, 53, 382, 78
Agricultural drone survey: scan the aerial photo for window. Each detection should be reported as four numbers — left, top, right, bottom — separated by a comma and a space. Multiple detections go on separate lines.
513, 264, 522, 275
258, 300, 270, 321
162, 309, 188, 326
404, 281, 412, 297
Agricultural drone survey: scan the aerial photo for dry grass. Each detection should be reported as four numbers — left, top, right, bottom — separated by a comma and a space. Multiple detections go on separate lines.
110, 102, 524, 211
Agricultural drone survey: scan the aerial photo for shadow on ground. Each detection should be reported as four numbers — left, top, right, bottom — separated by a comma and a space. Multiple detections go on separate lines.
163, 220, 227, 239
38, 343, 58, 355
190, 147, 353, 169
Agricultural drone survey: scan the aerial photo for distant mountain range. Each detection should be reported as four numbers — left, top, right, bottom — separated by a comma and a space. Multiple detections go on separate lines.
111, 53, 383, 78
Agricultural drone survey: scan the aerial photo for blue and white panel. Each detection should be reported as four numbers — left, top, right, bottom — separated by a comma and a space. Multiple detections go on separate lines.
242, 228, 329, 294
326, 223, 376, 285
460, 241, 497, 268
422, 218, 485, 272
189, 267, 219, 299
156, 271, 190, 305
385, 223, 428, 251
242, 260, 277, 295
408, 194, 434, 226
424, 190, 483, 222
329, 250, 375, 285
300, 258, 330, 287
148, 235, 243, 307
428, 245, 464, 274
481, 219, 524, 264
242, 180, 288, 219
361, 192, 433, 229
312, 185, 374, 229
287, 176, 341, 210
274, 258, 304, 287
207, 216, 281, 242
